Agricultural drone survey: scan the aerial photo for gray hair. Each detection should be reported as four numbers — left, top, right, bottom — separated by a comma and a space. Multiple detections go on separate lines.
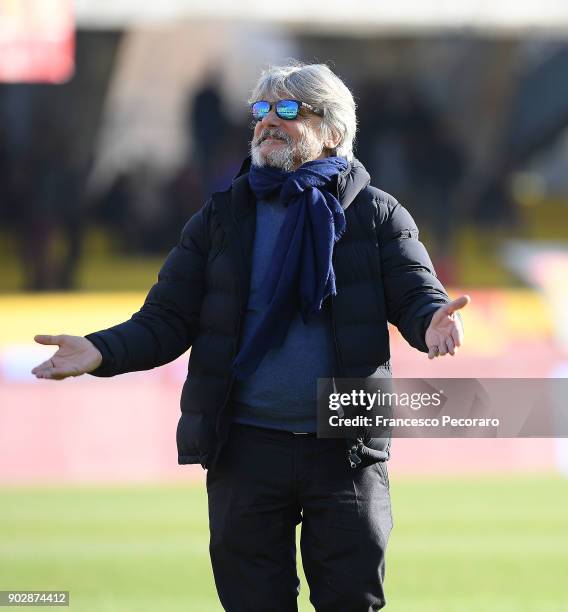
248, 62, 357, 161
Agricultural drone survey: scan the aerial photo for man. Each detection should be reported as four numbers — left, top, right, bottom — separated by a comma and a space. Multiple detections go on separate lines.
32, 62, 469, 611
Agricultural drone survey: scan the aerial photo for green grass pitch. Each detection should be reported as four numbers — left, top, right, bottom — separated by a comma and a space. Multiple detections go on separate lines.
1, 475, 567, 611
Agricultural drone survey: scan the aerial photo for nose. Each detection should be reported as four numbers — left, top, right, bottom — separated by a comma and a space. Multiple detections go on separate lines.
258, 107, 281, 129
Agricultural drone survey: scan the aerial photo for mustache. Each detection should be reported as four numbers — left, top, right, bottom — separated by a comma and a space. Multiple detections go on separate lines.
253, 128, 293, 146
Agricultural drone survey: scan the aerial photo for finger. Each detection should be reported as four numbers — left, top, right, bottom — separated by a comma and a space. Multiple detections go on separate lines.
451, 325, 463, 348
428, 344, 440, 360
31, 358, 54, 375
34, 369, 55, 379
32, 356, 58, 377
36, 370, 63, 380
33, 365, 69, 380
437, 341, 448, 356
445, 337, 456, 356
34, 334, 63, 346
445, 295, 471, 316
32, 363, 55, 378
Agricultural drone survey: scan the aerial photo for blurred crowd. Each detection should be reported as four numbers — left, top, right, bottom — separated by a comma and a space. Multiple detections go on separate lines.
0, 76, 475, 291
3, 34, 561, 291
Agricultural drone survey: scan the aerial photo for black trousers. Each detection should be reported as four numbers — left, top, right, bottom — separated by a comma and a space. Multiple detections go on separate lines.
206, 423, 393, 612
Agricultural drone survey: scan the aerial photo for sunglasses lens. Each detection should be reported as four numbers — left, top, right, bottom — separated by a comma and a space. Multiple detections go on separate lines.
252, 101, 270, 121
276, 100, 300, 120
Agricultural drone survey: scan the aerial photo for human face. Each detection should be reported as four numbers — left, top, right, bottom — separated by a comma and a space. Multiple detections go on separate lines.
250, 97, 327, 172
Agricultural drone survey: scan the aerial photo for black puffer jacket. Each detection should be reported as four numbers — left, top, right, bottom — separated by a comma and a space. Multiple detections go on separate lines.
86, 157, 449, 469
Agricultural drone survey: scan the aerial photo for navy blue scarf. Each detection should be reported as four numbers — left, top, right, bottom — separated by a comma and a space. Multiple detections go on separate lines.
232, 156, 348, 379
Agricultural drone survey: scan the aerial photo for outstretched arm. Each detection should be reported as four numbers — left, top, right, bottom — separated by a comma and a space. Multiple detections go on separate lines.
378, 199, 451, 353
31, 201, 211, 380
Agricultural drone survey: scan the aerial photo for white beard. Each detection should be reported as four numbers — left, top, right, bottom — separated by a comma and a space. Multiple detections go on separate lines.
250, 128, 321, 172
251, 145, 293, 171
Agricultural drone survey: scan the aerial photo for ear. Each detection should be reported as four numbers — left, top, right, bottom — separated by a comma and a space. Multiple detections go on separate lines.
324, 128, 341, 151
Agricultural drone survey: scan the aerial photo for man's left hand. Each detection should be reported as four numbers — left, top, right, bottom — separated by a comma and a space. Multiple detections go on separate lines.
425, 295, 470, 359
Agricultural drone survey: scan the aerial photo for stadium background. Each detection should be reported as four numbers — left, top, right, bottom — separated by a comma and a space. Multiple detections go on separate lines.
1, 2, 568, 610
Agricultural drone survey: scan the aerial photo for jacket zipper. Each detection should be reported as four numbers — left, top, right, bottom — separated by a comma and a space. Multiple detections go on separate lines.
330, 294, 362, 469
211, 324, 240, 470
212, 203, 247, 469
330, 293, 344, 377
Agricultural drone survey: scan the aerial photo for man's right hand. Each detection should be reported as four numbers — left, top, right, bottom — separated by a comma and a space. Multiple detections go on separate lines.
31, 335, 103, 380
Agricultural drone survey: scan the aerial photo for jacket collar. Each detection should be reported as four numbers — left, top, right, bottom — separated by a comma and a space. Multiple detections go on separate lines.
335, 157, 371, 210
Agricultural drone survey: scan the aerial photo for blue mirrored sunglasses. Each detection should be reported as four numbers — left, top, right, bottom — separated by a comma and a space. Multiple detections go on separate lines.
251, 99, 324, 121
